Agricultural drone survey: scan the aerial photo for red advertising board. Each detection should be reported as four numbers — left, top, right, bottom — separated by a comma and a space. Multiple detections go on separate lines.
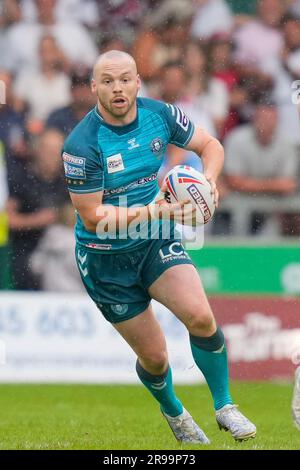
209, 296, 300, 380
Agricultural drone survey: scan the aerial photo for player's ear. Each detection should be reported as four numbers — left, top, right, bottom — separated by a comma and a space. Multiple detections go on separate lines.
137, 74, 141, 91
91, 78, 97, 94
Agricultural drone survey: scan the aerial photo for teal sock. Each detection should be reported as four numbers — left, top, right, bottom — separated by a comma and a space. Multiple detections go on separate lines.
189, 326, 233, 410
136, 361, 183, 417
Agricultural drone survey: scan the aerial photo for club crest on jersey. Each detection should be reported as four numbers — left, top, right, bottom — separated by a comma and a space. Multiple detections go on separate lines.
107, 153, 124, 173
111, 304, 129, 315
150, 137, 164, 156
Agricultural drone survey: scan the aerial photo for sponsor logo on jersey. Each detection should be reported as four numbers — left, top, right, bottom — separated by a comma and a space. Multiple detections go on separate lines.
175, 106, 190, 132
187, 184, 211, 223
62, 152, 85, 165
62, 152, 86, 179
150, 137, 164, 156
107, 153, 125, 173
103, 172, 157, 196
128, 138, 139, 149
64, 163, 85, 178
86, 243, 112, 250
159, 242, 189, 263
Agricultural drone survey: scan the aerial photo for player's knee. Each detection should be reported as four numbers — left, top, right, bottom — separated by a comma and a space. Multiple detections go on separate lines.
186, 310, 215, 335
140, 351, 168, 374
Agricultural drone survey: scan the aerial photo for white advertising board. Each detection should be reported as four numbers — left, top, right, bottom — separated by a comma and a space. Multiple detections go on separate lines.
0, 293, 201, 383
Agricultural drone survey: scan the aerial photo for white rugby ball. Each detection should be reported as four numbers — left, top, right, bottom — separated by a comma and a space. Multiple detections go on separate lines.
163, 165, 215, 225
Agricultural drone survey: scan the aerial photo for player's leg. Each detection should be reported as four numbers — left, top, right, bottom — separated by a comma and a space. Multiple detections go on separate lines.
113, 304, 210, 443
113, 303, 184, 418
292, 366, 300, 430
148, 264, 232, 408
75, 243, 209, 443
147, 261, 256, 441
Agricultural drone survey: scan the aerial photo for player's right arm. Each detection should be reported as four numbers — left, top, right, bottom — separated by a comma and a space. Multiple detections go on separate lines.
69, 190, 191, 233
69, 190, 147, 232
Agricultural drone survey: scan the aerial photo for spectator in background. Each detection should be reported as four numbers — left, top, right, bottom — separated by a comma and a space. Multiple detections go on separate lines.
30, 203, 84, 292
208, 34, 249, 139
4, 0, 98, 72
158, 59, 216, 137
233, 0, 286, 70
258, 15, 300, 146
226, 0, 258, 16
0, 0, 22, 27
0, 0, 23, 70
230, 0, 283, 115
182, 40, 229, 138
97, 0, 144, 45
0, 70, 28, 172
0, 140, 8, 289
191, 0, 234, 40
13, 34, 71, 125
288, 0, 300, 17
224, 102, 298, 235
132, 0, 193, 83
46, 67, 95, 135
7, 129, 68, 290
21, 0, 99, 29
98, 32, 128, 55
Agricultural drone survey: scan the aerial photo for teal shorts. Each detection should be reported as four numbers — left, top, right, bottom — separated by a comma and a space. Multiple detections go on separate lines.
75, 239, 193, 323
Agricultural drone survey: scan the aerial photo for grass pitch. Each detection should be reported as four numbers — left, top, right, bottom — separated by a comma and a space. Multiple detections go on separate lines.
0, 382, 299, 450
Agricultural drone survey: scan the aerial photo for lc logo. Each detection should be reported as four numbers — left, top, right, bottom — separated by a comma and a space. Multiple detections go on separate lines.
159, 242, 184, 260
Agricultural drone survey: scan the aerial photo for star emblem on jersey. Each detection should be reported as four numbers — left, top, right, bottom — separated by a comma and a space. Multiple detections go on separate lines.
150, 137, 164, 156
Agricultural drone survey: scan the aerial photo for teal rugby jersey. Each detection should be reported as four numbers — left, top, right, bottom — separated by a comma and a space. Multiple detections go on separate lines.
62, 97, 195, 252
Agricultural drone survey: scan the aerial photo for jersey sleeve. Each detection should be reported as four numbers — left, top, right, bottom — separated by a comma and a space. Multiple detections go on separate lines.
62, 128, 104, 194
163, 103, 195, 148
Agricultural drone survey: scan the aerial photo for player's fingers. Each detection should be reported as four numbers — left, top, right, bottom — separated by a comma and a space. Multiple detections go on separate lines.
209, 180, 219, 207
214, 188, 219, 208
155, 189, 168, 204
160, 182, 168, 193
178, 198, 190, 207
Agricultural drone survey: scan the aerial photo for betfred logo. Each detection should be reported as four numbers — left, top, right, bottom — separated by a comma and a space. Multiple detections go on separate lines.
62, 152, 85, 165
187, 184, 211, 223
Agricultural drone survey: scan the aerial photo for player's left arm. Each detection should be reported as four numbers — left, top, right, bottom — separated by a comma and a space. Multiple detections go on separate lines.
185, 127, 224, 207
163, 103, 224, 207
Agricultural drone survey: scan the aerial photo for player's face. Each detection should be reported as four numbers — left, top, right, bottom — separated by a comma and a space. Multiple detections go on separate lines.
92, 58, 140, 121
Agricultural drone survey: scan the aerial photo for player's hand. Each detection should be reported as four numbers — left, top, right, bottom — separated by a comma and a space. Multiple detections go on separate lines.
205, 175, 219, 208
148, 197, 196, 225
149, 188, 196, 225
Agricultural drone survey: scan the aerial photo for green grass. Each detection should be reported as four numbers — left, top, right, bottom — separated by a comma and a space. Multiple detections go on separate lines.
0, 382, 299, 450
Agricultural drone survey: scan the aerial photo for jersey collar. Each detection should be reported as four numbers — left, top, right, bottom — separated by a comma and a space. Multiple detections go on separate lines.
93, 105, 139, 135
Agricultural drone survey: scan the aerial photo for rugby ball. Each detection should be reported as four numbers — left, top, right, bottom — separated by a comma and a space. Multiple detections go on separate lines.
163, 165, 215, 225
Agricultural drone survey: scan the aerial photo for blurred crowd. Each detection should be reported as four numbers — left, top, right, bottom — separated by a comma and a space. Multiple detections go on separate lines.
1, 0, 300, 291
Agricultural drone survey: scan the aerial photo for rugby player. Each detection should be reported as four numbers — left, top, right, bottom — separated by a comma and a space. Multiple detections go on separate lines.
62, 50, 256, 443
